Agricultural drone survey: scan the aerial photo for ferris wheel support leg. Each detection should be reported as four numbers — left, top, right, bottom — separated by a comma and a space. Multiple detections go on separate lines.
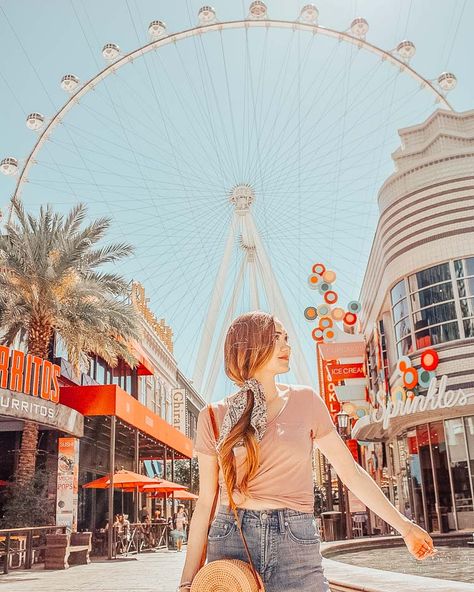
249, 256, 261, 311
203, 252, 247, 402
248, 216, 314, 388
193, 212, 240, 393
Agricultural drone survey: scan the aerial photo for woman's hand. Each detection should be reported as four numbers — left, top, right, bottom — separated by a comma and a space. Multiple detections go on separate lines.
402, 521, 438, 560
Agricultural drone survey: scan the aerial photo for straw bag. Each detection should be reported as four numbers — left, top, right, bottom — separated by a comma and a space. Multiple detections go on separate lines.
190, 405, 265, 592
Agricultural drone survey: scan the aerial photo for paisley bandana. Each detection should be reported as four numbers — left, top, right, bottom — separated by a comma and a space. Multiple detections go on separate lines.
216, 377, 267, 453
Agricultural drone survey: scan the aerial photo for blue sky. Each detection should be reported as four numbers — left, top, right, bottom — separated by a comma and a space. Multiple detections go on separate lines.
1, 1, 473, 400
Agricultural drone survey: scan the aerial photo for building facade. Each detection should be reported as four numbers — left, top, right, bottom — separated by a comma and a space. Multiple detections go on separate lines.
353, 109, 474, 533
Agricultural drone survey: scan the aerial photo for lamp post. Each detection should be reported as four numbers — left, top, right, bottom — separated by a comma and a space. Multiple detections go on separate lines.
336, 411, 353, 540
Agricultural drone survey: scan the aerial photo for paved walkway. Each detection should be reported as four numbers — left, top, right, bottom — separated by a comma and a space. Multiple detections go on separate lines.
1, 542, 473, 592
0, 550, 187, 591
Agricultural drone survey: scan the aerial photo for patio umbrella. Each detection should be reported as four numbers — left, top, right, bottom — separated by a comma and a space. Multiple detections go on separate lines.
171, 490, 198, 500
82, 469, 162, 489
141, 479, 187, 494
83, 469, 162, 517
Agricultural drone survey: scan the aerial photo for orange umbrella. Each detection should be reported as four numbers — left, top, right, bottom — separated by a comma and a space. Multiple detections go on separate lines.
82, 469, 162, 489
141, 479, 187, 494
171, 490, 198, 500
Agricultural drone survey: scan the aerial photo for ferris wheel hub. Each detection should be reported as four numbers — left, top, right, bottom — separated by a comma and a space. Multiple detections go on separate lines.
229, 183, 255, 215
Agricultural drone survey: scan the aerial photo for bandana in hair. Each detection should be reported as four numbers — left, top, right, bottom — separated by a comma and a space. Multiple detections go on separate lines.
216, 378, 267, 453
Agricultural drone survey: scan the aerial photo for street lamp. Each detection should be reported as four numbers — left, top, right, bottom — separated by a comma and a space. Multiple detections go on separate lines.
336, 411, 353, 539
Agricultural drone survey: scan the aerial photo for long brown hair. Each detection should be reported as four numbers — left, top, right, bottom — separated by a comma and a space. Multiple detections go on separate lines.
221, 311, 277, 510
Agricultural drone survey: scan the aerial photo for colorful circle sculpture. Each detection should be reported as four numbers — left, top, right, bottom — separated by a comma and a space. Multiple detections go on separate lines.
418, 369, 435, 388
317, 303, 331, 317
347, 300, 361, 313
319, 316, 333, 329
391, 385, 406, 404
312, 327, 324, 342
322, 327, 335, 341
324, 290, 338, 304
318, 282, 331, 294
331, 307, 345, 321
420, 349, 439, 371
322, 270, 336, 283
312, 263, 326, 276
343, 312, 357, 326
397, 355, 412, 373
307, 273, 322, 289
305, 262, 362, 344
403, 367, 418, 389
304, 306, 318, 321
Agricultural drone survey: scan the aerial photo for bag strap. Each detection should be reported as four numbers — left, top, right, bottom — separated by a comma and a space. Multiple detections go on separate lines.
204, 404, 264, 591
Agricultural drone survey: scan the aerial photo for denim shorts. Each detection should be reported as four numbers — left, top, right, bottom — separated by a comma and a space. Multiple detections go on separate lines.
207, 505, 330, 591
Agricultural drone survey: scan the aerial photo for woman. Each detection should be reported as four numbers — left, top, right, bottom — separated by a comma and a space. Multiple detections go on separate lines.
172, 505, 188, 552
178, 312, 437, 591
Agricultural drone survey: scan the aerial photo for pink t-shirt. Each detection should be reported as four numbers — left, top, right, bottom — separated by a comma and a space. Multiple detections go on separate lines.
193, 383, 337, 513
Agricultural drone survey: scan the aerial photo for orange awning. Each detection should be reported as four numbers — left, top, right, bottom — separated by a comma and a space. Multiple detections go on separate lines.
60, 384, 193, 459
130, 340, 154, 376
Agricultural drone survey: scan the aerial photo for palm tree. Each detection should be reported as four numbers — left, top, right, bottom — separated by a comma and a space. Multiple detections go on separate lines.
0, 198, 142, 488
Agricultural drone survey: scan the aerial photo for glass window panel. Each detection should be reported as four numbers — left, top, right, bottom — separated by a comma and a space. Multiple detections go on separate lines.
417, 424, 437, 531
396, 335, 413, 357
96, 359, 106, 384
464, 318, 474, 337
410, 282, 454, 311
429, 422, 454, 532
414, 322, 459, 349
393, 298, 410, 323
412, 302, 457, 329
464, 416, 474, 511
408, 263, 450, 292
445, 418, 473, 514
457, 277, 474, 298
394, 317, 411, 340
391, 279, 407, 306
460, 297, 474, 318
454, 257, 474, 278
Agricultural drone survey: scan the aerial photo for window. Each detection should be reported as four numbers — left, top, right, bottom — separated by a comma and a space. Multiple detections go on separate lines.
391, 279, 414, 357
414, 322, 459, 349
391, 279, 407, 306
457, 277, 474, 299
460, 297, 474, 318
410, 282, 454, 311
397, 335, 413, 357
393, 298, 410, 323
412, 302, 457, 329
408, 263, 450, 292
454, 257, 474, 278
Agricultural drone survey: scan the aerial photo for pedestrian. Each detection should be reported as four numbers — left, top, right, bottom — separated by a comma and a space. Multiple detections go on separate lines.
171, 505, 188, 552
140, 505, 149, 523
178, 312, 437, 592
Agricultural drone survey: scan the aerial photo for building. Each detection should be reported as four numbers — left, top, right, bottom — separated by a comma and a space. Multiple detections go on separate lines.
353, 109, 474, 533
0, 280, 205, 532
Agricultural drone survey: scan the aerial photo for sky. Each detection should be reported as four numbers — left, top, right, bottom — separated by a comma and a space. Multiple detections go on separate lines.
0, 1, 473, 401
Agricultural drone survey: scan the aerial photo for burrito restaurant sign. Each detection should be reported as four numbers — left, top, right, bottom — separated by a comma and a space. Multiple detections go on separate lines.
0, 345, 60, 403
0, 345, 83, 436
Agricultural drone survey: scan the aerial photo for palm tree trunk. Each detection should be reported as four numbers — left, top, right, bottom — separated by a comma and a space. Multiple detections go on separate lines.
15, 421, 40, 487
15, 318, 52, 488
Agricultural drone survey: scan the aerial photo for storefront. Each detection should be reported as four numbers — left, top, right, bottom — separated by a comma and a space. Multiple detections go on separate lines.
0, 345, 84, 526
354, 109, 474, 533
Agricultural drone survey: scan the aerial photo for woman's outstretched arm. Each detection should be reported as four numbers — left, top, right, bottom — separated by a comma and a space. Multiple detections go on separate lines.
315, 429, 437, 560
178, 451, 219, 591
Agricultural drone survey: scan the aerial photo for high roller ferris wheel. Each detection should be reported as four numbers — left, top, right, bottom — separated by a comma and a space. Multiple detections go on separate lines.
0, 2, 458, 401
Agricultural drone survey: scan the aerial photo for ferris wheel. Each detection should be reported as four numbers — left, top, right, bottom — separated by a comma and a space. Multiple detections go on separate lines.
0, 2, 457, 401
